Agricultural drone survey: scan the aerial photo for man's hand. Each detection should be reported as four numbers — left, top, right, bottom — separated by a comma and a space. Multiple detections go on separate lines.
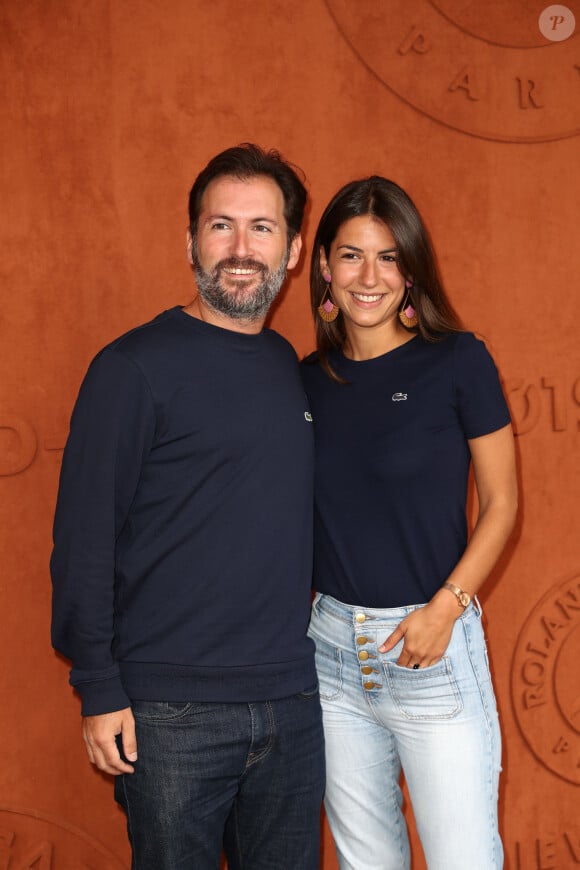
82, 707, 137, 775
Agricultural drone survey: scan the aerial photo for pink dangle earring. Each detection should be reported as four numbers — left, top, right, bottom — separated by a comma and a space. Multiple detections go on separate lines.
399, 278, 418, 328
317, 272, 340, 323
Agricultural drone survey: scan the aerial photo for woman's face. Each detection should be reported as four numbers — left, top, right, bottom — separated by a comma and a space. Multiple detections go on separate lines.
321, 215, 406, 336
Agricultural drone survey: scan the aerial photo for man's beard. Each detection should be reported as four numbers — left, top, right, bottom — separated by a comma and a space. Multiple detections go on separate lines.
193, 250, 290, 322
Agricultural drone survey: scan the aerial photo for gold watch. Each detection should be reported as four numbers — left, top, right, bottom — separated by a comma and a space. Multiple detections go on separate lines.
443, 581, 471, 609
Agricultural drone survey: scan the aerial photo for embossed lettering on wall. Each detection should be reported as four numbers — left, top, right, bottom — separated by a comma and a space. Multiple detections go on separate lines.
0, 416, 37, 476
504, 376, 580, 434
0, 415, 65, 476
324, 0, 580, 141
511, 828, 580, 868
511, 571, 580, 785
0, 808, 126, 869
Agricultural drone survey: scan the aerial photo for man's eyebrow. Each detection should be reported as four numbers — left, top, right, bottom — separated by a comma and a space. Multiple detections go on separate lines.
206, 214, 279, 225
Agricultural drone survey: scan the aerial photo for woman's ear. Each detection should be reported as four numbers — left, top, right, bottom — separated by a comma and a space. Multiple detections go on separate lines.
319, 247, 331, 281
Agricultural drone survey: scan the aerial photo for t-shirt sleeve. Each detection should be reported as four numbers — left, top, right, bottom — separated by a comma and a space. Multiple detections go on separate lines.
50, 347, 156, 715
454, 333, 511, 439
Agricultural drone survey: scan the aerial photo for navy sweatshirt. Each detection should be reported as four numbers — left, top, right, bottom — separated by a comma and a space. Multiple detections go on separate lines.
51, 307, 317, 715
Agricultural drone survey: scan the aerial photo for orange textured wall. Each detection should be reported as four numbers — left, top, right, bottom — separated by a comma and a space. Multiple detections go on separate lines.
1, 1, 579, 867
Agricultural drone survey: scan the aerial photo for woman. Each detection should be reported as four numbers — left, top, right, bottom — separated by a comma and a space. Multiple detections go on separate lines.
301, 177, 517, 870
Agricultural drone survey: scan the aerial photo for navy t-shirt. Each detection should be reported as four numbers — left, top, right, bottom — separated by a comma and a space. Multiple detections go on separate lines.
300, 332, 511, 607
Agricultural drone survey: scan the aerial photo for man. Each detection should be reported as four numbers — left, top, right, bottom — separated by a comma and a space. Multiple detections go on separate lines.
51, 144, 325, 869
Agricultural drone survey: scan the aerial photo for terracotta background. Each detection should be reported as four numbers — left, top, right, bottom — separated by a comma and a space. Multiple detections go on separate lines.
1, 1, 579, 867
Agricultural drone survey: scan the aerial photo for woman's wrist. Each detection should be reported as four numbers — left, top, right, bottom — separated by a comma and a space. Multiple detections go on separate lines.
441, 581, 472, 609
430, 586, 465, 620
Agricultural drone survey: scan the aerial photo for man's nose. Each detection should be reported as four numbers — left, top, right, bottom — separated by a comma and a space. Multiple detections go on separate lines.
231, 229, 251, 259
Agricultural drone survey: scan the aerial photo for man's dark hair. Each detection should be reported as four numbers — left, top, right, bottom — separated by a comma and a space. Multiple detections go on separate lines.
188, 143, 307, 241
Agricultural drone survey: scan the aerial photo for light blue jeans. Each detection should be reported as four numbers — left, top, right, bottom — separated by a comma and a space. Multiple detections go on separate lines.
309, 593, 503, 870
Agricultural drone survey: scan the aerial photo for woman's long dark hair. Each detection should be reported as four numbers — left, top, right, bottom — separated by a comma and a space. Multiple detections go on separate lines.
310, 176, 462, 381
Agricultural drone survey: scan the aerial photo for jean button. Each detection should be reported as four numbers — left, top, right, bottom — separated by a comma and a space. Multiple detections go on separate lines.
358, 651, 369, 661
361, 666, 373, 675
355, 612, 366, 623
356, 636, 369, 645
363, 681, 377, 690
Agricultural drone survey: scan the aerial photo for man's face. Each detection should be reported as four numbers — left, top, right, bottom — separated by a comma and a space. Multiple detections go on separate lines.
189, 175, 301, 321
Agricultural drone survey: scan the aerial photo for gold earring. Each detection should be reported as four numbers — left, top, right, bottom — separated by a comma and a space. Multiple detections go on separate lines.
399, 289, 418, 328
317, 279, 339, 323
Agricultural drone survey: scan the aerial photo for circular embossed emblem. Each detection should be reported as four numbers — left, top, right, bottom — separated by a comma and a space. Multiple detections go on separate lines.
324, 0, 580, 142
0, 807, 126, 869
511, 571, 580, 785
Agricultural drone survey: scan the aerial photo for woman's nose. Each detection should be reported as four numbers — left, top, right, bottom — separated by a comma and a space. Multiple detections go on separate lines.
360, 260, 378, 287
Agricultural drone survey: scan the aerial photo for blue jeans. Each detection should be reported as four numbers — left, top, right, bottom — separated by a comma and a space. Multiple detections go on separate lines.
309, 593, 503, 870
114, 690, 325, 869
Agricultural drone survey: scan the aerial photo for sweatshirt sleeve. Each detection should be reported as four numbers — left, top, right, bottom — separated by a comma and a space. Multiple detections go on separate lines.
50, 347, 156, 715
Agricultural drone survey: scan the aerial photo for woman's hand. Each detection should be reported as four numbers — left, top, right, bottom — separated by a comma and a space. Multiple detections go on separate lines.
378, 591, 460, 668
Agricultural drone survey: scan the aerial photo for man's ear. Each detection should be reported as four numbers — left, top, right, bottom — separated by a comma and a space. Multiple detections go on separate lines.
186, 229, 194, 266
286, 234, 302, 271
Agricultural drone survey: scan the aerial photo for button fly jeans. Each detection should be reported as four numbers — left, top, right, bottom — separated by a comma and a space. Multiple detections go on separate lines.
309, 593, 503, 870
114, 690, 325, 870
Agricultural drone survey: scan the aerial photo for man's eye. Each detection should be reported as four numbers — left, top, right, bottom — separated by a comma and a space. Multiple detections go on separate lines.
253, 224, 272, 233
211, 222, 230, 231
